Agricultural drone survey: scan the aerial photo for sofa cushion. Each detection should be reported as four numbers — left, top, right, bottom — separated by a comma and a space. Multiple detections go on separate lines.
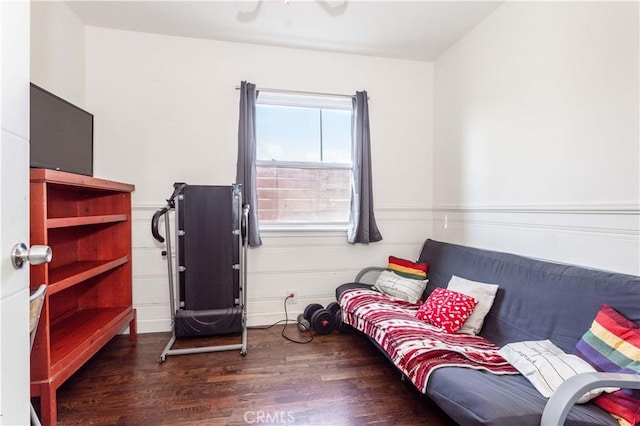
417, 239, 640, 353
427, 367, 618, 426
447, 275, 499, 335
416, 287, 478, 333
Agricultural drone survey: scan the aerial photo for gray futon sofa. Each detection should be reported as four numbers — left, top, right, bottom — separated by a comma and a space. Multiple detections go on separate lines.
336, 239, 640, 425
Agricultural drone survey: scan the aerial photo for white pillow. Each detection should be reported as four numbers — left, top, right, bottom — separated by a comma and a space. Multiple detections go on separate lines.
373, 270, 427, 304
499, 340, 619, 404
447, 275, 499, 335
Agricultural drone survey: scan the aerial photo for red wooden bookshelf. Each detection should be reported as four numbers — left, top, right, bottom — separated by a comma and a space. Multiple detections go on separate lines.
29, 169, 136, 426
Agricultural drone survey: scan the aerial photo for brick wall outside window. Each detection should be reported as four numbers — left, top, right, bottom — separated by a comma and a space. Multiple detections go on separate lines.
256, 165, 350, 223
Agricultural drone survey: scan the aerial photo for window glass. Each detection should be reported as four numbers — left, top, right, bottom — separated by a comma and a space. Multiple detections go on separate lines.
256, 105, 321, 162
321, 109, 351, 163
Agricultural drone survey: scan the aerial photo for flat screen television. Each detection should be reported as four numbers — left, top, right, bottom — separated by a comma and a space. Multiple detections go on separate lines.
30, 83, 93, 176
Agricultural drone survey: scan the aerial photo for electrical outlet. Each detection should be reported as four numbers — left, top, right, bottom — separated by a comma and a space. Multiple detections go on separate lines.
286, 290, 297, 304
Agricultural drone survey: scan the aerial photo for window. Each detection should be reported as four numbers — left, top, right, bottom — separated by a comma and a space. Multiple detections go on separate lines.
255, 91, 352, 226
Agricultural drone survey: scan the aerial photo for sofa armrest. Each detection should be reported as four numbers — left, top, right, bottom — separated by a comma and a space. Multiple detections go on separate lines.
541, 372, 640, 426
355, 267, 386, 284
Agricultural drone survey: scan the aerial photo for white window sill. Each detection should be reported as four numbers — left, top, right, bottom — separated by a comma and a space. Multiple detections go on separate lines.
259, 223, 348, 238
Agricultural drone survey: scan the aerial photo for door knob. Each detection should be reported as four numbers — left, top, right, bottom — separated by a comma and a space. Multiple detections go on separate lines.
11, 243, 52, 269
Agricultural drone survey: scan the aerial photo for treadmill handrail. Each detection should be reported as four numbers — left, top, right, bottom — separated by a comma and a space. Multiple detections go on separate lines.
151, 207, 169, 243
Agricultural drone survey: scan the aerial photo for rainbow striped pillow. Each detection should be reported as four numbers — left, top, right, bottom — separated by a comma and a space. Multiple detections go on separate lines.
575, 304, 640, 425
387, 256, 428, 280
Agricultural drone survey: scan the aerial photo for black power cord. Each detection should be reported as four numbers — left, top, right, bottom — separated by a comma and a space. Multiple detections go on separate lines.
281, 295, 313, 344
248, 295, 313, 344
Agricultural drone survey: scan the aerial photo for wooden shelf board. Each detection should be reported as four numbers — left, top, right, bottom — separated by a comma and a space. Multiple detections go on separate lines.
30, 168, 135, 193
48, 257, 129, 295
45, 307, 134, 387
47, 214, 128, 228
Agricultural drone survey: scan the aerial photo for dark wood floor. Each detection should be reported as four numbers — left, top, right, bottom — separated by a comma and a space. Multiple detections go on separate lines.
45, 325, 456, 425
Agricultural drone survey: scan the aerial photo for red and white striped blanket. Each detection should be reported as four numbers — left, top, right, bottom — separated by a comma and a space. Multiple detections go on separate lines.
339, 289, 518, 393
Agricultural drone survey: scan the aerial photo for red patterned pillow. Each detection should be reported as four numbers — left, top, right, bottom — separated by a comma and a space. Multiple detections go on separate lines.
416, 287, 478, 333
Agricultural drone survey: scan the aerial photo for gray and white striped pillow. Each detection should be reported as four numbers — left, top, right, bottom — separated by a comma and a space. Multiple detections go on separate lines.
373, 269, 428, 304
499, 340, 618, 403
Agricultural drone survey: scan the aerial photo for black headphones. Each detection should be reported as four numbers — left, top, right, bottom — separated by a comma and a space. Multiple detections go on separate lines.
296, 314, 311, 331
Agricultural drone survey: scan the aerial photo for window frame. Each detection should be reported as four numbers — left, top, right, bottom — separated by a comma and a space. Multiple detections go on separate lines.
255, 90, 353, 230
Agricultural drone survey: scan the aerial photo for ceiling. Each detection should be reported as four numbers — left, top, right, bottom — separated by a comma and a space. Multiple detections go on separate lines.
65, 1, 504, 62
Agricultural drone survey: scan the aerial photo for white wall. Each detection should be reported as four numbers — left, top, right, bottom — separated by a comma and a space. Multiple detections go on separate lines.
84, 27, 434, 331
433, 1, 640, 275
30, 1, 86, 107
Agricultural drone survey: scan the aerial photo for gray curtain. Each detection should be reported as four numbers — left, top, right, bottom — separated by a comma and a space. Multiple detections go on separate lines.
236, 81, 262, 247
348, 91, 382, 244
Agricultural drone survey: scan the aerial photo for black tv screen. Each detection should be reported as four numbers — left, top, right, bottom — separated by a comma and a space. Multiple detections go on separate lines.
30, 83, 93, 176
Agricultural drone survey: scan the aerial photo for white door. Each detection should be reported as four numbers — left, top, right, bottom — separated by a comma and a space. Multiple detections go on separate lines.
0, 1, 31, 424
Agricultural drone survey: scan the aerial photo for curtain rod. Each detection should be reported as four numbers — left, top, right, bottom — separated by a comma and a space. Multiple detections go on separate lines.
234, 85, 368, 100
